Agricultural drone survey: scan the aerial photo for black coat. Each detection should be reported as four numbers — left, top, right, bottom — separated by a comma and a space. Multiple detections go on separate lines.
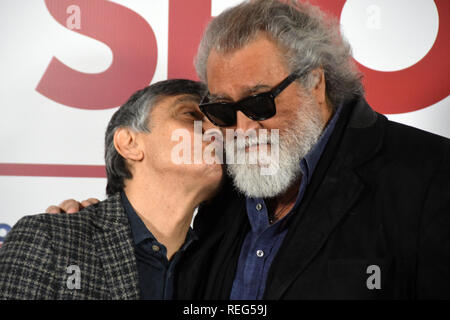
176, 97, 450, 300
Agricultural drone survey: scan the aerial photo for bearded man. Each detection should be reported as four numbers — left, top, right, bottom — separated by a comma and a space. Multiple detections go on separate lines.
176, 0, 450, 299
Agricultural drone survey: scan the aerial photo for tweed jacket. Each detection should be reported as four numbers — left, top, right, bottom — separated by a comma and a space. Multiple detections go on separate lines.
0, 193, 140, 299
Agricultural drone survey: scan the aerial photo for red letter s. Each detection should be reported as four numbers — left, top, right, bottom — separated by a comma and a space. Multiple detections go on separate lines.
37, 0, 158, 110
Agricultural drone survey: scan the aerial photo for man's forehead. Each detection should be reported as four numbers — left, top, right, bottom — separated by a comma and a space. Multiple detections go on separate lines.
206, 39, 289, 100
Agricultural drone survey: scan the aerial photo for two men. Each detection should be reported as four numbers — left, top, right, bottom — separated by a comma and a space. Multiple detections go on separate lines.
0, 80, 223, 299
3, 0, 450, 299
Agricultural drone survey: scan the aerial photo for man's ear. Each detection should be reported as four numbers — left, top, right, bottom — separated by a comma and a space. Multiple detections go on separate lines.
113, 127, 144, 162
310, 68, 327, 106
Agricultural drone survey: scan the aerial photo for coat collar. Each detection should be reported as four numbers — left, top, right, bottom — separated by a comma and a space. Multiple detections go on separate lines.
264, 97, 387, 299
90, 193, 140, 299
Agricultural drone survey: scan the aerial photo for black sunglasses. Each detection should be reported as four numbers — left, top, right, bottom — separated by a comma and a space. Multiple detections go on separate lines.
199, 69, 306, 127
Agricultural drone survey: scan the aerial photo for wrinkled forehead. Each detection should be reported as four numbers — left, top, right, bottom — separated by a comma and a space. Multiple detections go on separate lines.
206, 35, 291, 101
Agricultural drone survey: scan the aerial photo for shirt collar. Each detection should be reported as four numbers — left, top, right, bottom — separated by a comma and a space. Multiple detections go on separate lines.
121, 191, 156, 245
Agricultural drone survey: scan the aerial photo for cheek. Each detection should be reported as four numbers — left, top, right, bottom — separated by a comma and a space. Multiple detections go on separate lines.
146, 127, 180, 161
261, 104, 298, 131
176, 127, 199, 157
144, 137, 165, 163
202, 119, 218, 131
272, 91, 303, 122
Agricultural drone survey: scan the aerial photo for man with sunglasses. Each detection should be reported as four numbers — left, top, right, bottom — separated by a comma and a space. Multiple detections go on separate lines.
175, 0, 450, 299
49, 0, 450, 299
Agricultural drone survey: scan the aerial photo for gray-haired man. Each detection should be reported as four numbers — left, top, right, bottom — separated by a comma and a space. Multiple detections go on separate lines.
0, 79, 223, 299
176, 0, 450, 299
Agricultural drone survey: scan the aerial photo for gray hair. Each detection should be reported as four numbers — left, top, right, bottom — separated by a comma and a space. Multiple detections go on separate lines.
104, 79, 207, 196
195, 0, 364, 109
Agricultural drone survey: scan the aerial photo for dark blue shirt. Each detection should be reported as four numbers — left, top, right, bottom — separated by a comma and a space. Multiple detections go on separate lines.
121, 192, 196, 300
230, 106, 342, 300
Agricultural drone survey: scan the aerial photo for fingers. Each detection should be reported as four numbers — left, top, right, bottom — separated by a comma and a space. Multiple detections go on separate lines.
45, 198, 100, 214
60, 199, 82, 214
80, 198, 100, 208
46, 205, 62, 214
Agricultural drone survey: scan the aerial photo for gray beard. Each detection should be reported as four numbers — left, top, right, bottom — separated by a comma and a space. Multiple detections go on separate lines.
226, 96, 325, 198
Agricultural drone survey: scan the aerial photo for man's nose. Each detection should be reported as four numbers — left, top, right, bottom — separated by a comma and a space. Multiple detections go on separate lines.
235, 111, 261, 132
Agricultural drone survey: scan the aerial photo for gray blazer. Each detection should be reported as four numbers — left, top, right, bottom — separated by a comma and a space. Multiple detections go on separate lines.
0, 193, 140, 299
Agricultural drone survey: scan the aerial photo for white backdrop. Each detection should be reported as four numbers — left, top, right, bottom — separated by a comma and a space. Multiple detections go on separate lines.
0, 0, 449, 245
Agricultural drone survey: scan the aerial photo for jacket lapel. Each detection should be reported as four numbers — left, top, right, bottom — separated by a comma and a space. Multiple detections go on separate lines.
92, 194, 140, 300
265, 98, 385, 299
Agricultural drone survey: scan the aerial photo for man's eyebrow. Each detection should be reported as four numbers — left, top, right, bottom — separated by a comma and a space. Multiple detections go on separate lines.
243, 84, 272, 95
208, 93, 233, 102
